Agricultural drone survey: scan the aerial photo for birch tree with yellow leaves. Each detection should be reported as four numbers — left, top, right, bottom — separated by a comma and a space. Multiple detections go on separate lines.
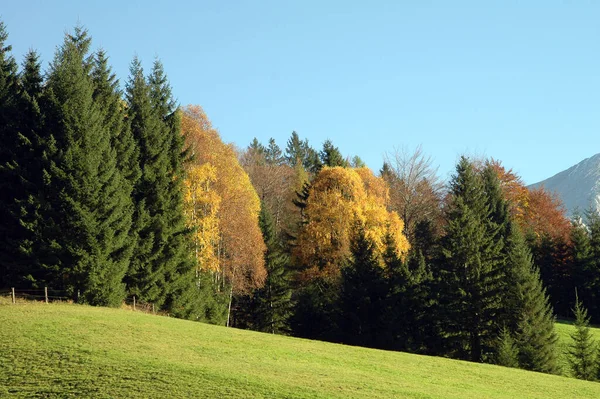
181, 105, 266, 326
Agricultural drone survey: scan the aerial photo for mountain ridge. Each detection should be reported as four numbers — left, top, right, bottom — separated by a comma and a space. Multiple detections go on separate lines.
529, 153, 600, 217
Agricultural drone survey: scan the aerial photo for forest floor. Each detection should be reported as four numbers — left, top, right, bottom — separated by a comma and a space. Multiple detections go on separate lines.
1, 299, 599, 398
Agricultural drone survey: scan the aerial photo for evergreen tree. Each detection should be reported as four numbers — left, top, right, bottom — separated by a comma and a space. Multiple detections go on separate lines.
570, 217, 595, 320
568, 294, 597, 381
126, 58, 195, 313
0, 21, 21, 287
350, 155, 366, 168
438, 157, 503, 362
502, 223, 559, 373
284, 131, 304, 166
265, 138, 284, 166
320, 139, 347, 168
385, 236, 436, 354
338, 223, 388, 348
41, 27, 133, 306
584, 208, 600, 321
251, 203, 292, 334
496, 326, 519, 368
7, 51, 49, 288
249, 137, 266, 160
91, 49, 141, 187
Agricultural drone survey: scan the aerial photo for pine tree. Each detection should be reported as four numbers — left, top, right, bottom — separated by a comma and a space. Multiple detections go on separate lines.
320, 139, 347, 168
0, 20, 22, 288
338, 223, 388, 348
284, 131, 304, 166
502, 222, 559, 373
569, 294, 597, 380
251, 203, 292, 334
265, 138, 283, 166
584, 208, 600, 322
7, 51, 48, 288
438, 157, 503, 362
126, 58, 195, 314
570, 217, 595, 320
40, 27, 133, 306
496, 326, 519, 368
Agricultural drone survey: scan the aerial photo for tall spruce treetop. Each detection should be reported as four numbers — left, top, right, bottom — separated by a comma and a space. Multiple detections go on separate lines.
92, 49, 141, 187
43, 27, 133, 306
320, 139, 347, 168
284, 131, 304, 166
439, 156, 503, 362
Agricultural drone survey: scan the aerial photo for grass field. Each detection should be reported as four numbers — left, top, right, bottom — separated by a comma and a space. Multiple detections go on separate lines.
1, 301, 600, 398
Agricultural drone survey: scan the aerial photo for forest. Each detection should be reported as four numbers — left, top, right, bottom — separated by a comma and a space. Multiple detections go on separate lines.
2, 22, 600, 381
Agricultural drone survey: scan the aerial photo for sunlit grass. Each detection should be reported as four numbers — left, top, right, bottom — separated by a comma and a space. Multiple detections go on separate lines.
1, 301, 599, 398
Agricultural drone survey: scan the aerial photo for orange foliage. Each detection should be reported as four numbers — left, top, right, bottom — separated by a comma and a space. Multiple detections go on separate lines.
522, 187, 571, 243
182, 105, 266, 293
483, 159, 571, 243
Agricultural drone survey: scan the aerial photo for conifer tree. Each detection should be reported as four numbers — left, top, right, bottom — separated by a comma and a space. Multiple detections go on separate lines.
502, 222, 559, 373
0, 21, 22, 287
251, 203, 292, 334
126, 58, 195, 313
569, 294, 597, 381
339, 223, 388, 348
91, 49, 140, 187
584, 208, 600, 321
41, 27, 132, 306
438, 157, 503, 362
284, 131, 304, 166
6, 51, 49, 288
570, 217, 595, 319
320, 139, 347, 168
496, 326, 519, 368
265, 138, 284, 166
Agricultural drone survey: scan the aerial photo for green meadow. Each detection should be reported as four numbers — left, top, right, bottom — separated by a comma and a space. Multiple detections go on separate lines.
1, 301, 599, 398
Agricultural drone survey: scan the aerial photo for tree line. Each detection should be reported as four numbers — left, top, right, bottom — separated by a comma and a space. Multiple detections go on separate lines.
2, 22, 600, 379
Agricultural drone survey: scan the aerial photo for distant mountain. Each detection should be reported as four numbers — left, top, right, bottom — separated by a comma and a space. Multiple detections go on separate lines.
529, 153, 600, 217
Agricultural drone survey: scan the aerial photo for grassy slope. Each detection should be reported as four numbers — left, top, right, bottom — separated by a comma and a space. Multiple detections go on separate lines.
1, 302, 600, 399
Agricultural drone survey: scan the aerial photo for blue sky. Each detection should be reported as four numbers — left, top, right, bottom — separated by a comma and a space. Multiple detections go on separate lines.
3, 1, 600, 184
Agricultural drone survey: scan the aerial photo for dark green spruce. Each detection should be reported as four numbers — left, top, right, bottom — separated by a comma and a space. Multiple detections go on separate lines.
41, 27, 133, 306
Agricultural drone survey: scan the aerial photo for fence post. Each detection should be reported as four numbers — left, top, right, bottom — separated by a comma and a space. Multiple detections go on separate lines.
152, 303, 155, 314
133, 295, 136, 311
45, 287, 48, 304
11, 287, 15, 304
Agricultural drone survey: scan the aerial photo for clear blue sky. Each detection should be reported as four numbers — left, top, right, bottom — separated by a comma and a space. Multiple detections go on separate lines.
3, 1, 600, 184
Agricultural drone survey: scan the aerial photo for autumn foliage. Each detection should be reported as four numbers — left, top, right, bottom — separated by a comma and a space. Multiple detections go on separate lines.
294, 166, 410, 281
182, 105, 266, 293
485, 159, 571, 243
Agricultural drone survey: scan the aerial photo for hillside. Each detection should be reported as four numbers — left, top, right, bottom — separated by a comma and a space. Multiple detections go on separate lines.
529, 153, 600, 217
1, 302, 600, 398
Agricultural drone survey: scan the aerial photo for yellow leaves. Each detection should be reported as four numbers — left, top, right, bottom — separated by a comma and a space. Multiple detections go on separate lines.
295, 166, 410, 281
184, 164, 220, 272
182, 105, 266, 293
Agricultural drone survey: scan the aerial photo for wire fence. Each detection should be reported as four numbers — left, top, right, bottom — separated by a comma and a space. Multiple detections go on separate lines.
0, 287, 167, 317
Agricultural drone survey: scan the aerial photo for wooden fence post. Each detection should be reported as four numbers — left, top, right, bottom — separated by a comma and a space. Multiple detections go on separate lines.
45, 287, 48, 304
133, 295, 136, 311
152, 303, 155, 314
11, 287, 15, 304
